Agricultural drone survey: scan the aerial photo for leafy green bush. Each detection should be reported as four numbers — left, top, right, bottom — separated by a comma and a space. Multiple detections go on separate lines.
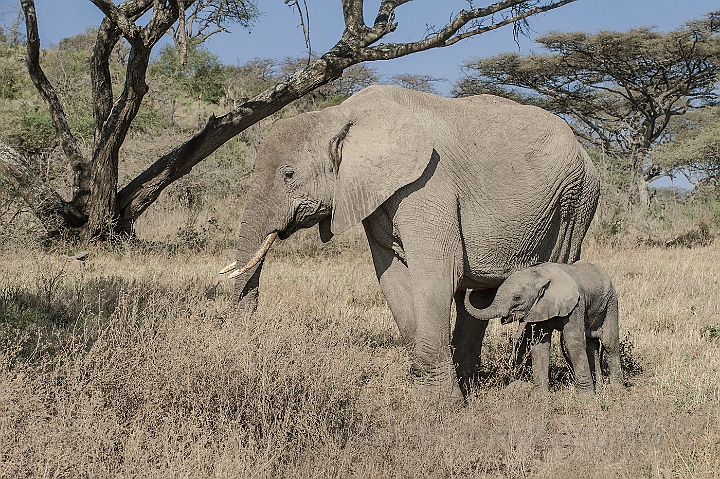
9, 107, 55, 154
151, 43, 227, 105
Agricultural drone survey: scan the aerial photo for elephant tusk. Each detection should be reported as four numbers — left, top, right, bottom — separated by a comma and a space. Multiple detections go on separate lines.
219, 261, 237, 274
222, 232, 278, 279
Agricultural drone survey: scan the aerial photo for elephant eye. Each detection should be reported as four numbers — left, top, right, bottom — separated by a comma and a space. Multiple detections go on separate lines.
282, 168, 295, 182
512, 294, 523, 302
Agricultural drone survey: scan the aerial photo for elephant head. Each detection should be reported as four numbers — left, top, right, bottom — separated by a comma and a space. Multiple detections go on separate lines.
221, 86, 436, 311
464, 263, 581, 325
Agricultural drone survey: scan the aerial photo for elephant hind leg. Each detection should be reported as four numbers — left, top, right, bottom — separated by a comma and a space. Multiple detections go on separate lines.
585, 337, 602, 385
561, 315, 595, 396
599, 296, 623, 387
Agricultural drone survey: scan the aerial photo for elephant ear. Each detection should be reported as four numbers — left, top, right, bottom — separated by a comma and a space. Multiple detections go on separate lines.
329, 110, 435, 235
524, 265, 580, 323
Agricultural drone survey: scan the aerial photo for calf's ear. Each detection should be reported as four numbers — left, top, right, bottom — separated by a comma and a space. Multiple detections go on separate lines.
524, 266, 579, 323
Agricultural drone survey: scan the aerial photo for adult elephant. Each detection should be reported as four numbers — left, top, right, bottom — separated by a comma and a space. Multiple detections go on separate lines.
221, 85, 600, 403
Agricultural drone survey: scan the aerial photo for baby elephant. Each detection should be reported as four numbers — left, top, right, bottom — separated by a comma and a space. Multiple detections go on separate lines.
465, 261, 622, 396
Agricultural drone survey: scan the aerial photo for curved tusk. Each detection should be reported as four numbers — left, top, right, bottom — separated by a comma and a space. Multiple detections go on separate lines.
219, 261, 237, 274
222, 232, 278, 279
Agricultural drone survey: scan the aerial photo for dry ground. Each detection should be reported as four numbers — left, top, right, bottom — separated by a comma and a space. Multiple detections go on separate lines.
1, 230, 719, 478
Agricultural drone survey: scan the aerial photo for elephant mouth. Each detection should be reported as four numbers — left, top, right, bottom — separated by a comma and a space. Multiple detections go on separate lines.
278, 223, 297, 240
280, 201, 332, 240
503, 310, 526, 324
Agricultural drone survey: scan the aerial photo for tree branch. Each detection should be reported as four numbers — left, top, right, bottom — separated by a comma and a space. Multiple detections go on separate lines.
89, 0, 144, 41
0, 140, 87, 230
116, 54, 352, 228
356, 0, 577, 61
20, 0, 88, 206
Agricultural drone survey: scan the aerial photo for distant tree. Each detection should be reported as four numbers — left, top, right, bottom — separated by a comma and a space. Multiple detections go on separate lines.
170, 0, 259, 65
654, 107, 720, 196
1, 0, 578, 240
454, 12, 720, 206
388, 73, 443, 94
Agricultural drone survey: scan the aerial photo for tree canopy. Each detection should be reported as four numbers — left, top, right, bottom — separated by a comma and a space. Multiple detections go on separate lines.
454, 12, 720, 205
0, 0, 578, 240
654, 107, 720, 195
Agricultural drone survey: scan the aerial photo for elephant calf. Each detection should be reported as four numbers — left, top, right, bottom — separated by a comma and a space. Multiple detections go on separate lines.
464, 261, 622, 396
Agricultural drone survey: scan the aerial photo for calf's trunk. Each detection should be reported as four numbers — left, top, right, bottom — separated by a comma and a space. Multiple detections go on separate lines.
464, 289, 507, 320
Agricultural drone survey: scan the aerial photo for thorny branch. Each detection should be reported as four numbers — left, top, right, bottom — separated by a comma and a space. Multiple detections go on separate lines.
285, 0, 311, 56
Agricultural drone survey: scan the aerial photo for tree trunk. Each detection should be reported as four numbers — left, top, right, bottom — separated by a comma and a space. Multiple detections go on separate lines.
627, 150, 651, 208
85, 44, 152, 239
636, 174, 651, 207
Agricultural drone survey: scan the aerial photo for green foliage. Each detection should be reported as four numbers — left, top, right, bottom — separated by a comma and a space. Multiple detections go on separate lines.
151, 43, 227, 104
8, 107, 55, 154
0, 41, 22, 100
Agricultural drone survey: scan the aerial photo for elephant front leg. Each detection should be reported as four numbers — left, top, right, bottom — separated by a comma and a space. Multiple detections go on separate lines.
453, 288, 493, 391
562, 315, 595, 396
409, 263, 464, 404
365, 231, 416, 346
529, 326, 552, 392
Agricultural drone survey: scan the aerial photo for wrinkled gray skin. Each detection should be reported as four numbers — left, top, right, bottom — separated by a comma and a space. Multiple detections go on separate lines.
231, 85, 600, 403
465, 261, 623, 396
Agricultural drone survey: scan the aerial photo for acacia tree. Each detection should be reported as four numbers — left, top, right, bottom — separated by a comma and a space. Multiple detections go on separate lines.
1, 0, 578, 240
454, 12, 720, 206
654, 107, 720, 195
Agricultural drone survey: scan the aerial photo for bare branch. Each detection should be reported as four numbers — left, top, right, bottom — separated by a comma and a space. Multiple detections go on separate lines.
0, 140, 87, 230
355, 0, 578, 61
447, 0, 577, 45
20, 0, 87, 200
286, 0, 312, 54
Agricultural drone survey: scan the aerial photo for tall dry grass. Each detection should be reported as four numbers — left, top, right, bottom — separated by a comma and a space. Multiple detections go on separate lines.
1, 222, 720, 477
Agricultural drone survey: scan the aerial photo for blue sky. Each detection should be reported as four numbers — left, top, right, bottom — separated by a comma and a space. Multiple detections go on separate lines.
1, 0, 717, 96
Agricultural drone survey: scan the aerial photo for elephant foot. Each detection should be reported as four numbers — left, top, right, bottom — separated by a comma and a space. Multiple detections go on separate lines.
410, 360, 465, 408
455, 363, 484, 396
575, 385, 596, 398
604, 377, 625, 394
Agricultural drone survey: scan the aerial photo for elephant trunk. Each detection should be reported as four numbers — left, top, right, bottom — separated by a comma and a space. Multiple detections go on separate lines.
223, 195, 281, 314
464, 289, 508, 320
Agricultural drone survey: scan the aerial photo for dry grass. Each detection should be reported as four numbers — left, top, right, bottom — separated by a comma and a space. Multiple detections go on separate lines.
1, 228, 719, 478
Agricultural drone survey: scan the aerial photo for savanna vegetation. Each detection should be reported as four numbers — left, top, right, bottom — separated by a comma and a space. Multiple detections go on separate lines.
1, 0, 576, 240
2, 6, 720, 479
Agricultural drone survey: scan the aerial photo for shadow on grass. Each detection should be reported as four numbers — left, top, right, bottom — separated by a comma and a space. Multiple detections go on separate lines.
466, 330, 644, 394
0, 274, 197, 365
